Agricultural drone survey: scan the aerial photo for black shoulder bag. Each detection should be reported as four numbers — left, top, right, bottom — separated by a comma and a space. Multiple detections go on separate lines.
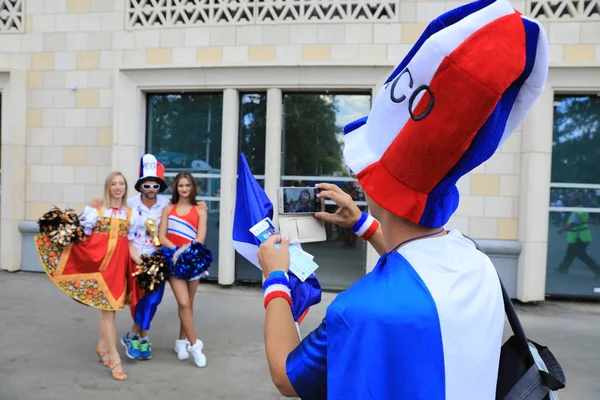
465, 236, 567, 399
495, 279, 566, 399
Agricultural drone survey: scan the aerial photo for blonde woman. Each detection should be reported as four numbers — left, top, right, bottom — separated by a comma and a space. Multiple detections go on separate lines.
35, 172, 138, 381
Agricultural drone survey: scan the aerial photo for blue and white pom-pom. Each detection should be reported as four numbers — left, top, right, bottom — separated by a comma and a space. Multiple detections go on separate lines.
162, 242, 213, 281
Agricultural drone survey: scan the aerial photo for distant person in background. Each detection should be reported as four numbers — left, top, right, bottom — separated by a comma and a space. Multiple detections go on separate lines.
557, 196, 600, 278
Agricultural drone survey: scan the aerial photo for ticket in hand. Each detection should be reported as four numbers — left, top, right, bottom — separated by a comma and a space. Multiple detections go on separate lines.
249, 217, 319, 282
249, 217, 280, 244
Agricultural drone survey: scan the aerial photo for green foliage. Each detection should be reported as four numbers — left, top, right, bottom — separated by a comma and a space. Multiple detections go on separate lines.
239, 93, 267, 175
147, 93, 223, 168
147, 92, 347, 178
551, 95, 600, 184
283, 93, 343, 176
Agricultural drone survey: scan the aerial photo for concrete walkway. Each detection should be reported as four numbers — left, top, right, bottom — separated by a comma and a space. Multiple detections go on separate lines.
0, 271, 597, 400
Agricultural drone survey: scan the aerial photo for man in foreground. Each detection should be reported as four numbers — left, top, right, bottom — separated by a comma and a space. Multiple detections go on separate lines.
257, 0, 549, 398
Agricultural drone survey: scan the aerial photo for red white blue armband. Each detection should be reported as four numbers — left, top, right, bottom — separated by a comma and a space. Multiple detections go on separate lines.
351, 212, 380, 241
263, 270, 292, 309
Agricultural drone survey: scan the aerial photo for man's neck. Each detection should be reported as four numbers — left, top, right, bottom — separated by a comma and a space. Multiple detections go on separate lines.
379, 213, 446, 253
141, 194, 157, 209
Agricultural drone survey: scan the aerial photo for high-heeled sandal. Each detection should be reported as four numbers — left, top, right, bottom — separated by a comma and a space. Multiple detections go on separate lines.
108, 360, 128, 381
95, 347, 110, 367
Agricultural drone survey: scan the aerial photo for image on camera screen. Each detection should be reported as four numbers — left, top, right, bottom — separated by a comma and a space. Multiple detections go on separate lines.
282, 187, 321, 213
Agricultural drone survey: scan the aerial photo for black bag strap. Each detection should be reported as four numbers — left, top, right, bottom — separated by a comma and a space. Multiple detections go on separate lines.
463, 235, 528, 346
498, 276, 528, 346
463, 234, 567, 392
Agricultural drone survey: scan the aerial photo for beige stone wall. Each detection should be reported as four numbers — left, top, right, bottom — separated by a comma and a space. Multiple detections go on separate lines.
449, 129, 523, 240
1, 0, 598, 248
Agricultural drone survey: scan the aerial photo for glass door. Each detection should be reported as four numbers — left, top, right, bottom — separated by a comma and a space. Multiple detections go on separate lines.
280, 92, 372, 290
146, 92, 224, 280
235, 92, 267, 282
546, 94, 600, 297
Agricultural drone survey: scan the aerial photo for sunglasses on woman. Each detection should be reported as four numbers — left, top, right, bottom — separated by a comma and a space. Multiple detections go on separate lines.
142, 183, 160, 190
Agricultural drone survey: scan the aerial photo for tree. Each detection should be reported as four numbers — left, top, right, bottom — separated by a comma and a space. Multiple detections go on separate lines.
239, 93, 267, 175
282, 93, 343, 176
551, 95, 600, 184
147, 93, 223, 169
147, 92, 346, 179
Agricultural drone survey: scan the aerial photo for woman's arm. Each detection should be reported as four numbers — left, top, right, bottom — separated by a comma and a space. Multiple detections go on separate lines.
158, 205, 177, 248
194, 201, 208, 244
127, 210, 142, 264
129, 242, 142, 265
80, 206, 100, 236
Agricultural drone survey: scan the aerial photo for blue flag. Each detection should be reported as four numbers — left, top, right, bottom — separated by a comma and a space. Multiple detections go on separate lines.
232, 153, 321, 323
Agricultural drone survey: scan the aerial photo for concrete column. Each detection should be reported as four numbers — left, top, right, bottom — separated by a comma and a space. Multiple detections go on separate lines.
265, 88, 283, 225
218, 88, 239, 285
517, 84, 553, 302
113, 71, 143, 192
1, 70, 27, 272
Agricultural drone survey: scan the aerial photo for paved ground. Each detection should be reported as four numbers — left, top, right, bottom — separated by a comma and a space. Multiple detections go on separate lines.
0, 271, 598, 400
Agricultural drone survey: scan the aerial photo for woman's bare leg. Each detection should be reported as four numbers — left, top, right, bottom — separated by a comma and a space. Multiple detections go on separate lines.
170, 277, 197, 344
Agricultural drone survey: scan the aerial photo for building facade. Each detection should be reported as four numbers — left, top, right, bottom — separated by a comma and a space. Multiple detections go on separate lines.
1, 0, 599, 301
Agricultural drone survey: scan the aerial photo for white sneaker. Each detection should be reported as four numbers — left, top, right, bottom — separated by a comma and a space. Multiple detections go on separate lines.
188, 340, 207, 368
174, 339, 189, 361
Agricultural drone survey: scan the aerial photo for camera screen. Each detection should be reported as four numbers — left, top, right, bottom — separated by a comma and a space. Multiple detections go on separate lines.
282, 187, 321, 214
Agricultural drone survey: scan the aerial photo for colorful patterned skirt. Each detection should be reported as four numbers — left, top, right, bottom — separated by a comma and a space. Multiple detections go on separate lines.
34, 216, 131, 311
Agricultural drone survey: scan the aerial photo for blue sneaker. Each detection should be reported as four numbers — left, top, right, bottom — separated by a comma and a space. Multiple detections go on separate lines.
139, 339, 152, 360
121, 333, 141, 359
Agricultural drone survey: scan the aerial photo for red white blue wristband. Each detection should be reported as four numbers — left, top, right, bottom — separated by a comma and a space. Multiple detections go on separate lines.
351, 212, 380, 241
262, 270, 292, 309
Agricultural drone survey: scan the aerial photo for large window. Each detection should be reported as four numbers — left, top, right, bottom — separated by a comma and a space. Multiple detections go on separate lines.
281, 92, 371, 290
146, 92, 223, 280
547, 94, 600, 297
236, 92, 267, 282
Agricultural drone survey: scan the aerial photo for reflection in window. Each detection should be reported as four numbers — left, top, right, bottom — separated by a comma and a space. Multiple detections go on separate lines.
147, 92, 223, 172
145, 92, 223, 280
282, 93, 370, 175
547, 94, 600, 297
280, 92, 372, 290
281, 92, 371, 201
239, 92, 267, 184
550, 186, 600, 209
551, 95, 600, 185
236, 93, 267, 282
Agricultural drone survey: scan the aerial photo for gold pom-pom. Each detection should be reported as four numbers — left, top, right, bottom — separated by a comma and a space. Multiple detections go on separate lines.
38, 206, 85, 246
133, 253, 169, 292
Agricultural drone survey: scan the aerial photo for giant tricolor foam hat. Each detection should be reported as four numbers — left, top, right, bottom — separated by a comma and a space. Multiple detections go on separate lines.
135, 153, 168, 193
343, 0, 549, 228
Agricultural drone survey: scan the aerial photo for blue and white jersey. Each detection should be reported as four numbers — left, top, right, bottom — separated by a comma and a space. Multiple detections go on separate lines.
286, 230, 505, 400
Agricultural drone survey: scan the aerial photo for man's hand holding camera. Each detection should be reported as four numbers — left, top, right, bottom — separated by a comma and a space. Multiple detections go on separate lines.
313, 182, 362, 228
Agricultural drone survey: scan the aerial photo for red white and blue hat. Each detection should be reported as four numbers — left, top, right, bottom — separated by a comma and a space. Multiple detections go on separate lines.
343, 0, 548, 228
135, 153, 167, 193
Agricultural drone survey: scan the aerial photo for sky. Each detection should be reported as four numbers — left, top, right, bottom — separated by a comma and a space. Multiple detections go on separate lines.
334, 94, 372, 131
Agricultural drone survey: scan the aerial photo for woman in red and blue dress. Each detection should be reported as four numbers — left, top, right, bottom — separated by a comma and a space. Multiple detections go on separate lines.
34, 171, 137, 381
159, 171, 209, 368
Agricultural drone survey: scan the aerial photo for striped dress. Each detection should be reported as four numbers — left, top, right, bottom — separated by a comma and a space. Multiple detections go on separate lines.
166, 204, 199, 248
166, 204, 208, 280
